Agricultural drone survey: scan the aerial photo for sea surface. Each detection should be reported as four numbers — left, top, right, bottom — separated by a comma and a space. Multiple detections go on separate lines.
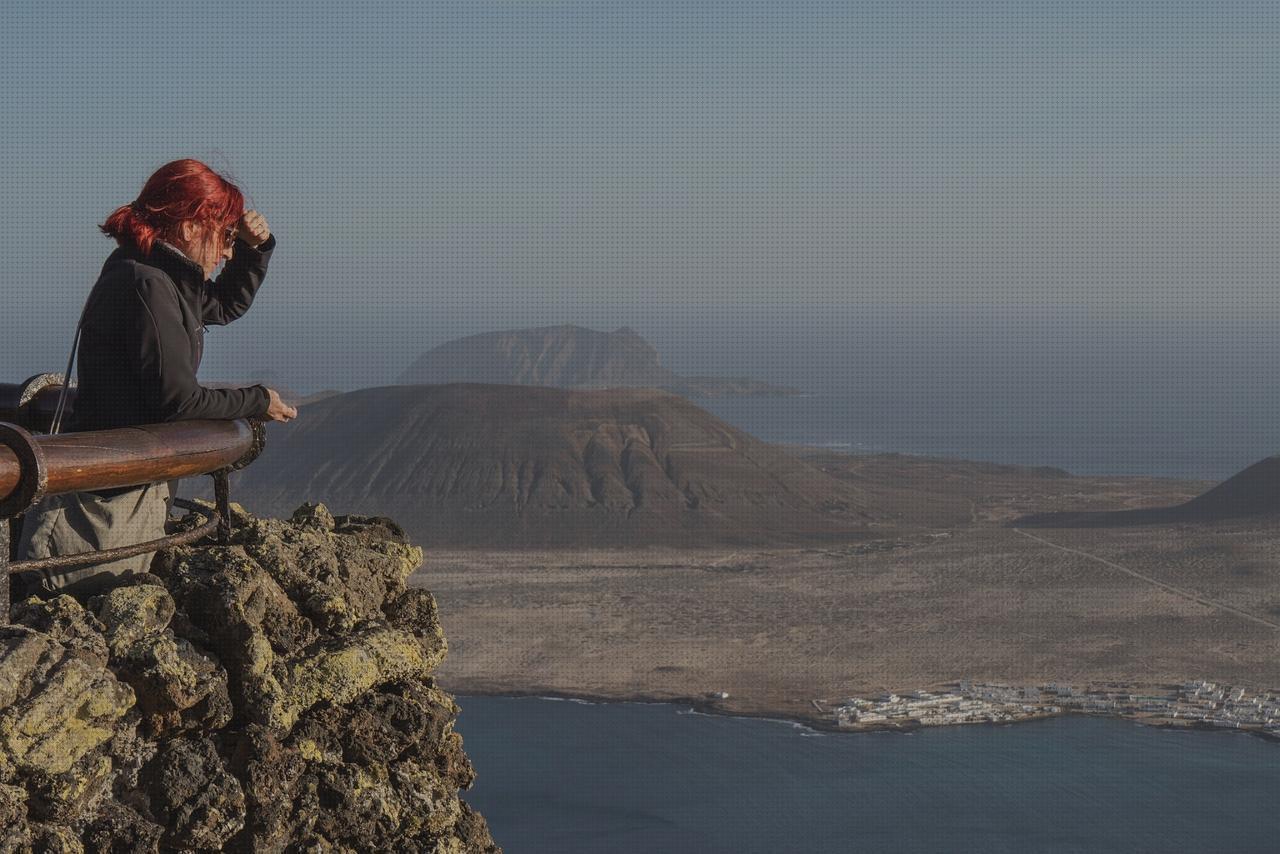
698, 394, 1280, 481
454, 695, 1280, 854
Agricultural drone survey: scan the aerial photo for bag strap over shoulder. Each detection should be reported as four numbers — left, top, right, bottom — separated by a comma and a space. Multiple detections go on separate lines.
49, 299, 90, 436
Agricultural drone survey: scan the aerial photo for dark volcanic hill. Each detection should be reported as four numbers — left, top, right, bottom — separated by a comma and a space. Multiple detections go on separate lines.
1015, 455, 1280, 527
230, 384, 871, 547
396, 325, 797, 398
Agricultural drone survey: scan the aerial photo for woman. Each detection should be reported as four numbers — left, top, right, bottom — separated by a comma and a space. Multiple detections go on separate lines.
14, 158, 297, 598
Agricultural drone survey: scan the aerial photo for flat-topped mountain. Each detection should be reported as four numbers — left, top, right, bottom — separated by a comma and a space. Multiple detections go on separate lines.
396, 325, 798, 398
1016, 455, 1280, 527
229, 384, 871, 547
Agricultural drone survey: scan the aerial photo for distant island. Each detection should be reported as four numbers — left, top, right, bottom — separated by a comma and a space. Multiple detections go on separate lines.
396, 324, 800, 398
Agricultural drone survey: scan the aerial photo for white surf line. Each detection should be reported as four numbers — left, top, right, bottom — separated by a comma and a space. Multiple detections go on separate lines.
1012, 528, 1280, 632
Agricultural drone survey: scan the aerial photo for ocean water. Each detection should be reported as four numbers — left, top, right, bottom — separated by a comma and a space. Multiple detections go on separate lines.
454, 696, 1280, 854
697, 393, 1280, 481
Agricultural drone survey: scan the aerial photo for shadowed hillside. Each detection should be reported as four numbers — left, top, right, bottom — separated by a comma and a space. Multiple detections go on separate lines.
228, 384, 873, 547
397, 325, 797, 398
1015, 456, 1280, 527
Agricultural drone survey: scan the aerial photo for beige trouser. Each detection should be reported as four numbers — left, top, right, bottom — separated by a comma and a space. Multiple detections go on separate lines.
14, 480, 177, 599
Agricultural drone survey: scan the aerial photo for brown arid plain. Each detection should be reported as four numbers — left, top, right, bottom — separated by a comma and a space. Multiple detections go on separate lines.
415, 451, 1280, 726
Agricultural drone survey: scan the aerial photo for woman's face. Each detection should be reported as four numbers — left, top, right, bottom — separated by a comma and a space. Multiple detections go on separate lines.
176, 219, 236, 279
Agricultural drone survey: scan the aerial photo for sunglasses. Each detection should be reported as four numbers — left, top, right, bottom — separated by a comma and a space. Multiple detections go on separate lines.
218, 224, 238, 249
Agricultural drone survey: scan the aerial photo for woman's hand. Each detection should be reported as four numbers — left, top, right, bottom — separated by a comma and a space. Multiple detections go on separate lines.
238, 210, 271, 249
265, 387, 298, 423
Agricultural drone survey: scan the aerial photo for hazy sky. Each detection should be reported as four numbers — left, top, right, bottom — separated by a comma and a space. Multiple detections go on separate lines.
1, 1, 1278, 448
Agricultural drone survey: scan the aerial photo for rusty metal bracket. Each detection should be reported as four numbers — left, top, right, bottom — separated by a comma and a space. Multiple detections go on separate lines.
209, 419, 262, 545
16, 371, 66, 430
1, 518, 9, 619
212, 469, 232, 544
17, 373, 64, 409
229, 419, 267, 471
0, 422, 48, 518
8, 498, 221, 576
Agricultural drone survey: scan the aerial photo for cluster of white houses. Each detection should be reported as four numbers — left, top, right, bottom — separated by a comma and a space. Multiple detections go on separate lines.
833, 688, 1056, 728
832, 680, 1280, 737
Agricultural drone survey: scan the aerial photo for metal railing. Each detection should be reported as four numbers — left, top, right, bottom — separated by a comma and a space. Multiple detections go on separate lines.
0, 376, 266, 619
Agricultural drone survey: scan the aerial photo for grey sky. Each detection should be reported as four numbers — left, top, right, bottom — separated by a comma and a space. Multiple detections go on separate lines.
0, 1, 1276, 429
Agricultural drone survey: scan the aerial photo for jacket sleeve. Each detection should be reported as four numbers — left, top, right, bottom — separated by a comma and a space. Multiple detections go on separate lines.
135, 276, 272, 421
199, 233, 276, 326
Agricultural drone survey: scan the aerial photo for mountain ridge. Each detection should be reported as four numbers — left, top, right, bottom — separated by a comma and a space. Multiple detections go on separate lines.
396, 324, 798, 398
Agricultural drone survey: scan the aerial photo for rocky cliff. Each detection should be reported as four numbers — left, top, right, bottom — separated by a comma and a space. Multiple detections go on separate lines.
0, 503, 499, 853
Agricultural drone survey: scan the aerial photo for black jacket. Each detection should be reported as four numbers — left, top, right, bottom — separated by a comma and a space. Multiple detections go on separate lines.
70, 234, 277, 433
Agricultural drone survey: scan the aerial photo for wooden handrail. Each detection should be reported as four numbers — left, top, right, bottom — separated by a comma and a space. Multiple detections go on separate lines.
1, 415, 264, 620
0, 419, 258, 506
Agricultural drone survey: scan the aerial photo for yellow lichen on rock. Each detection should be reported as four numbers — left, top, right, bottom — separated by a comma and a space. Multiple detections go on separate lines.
294, 737, 340, 765
271, 625, 446, 733
93, 584, 175, 656
126, 634, 200, 696
0, 641, 133, 775
393, 760, 463, 836
40, 753, 115, 821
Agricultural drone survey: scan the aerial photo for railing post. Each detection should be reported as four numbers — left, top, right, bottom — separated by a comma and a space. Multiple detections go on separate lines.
0, 420, 46, 626
1, 517, 9, 623
213, 469, 232, 545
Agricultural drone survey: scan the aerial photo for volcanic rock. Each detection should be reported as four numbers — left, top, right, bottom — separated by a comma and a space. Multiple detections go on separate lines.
0, 504, 499, 852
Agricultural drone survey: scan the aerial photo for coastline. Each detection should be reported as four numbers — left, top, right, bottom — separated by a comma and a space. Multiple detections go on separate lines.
449, 686, 847, 733
448, 686, 1280, 745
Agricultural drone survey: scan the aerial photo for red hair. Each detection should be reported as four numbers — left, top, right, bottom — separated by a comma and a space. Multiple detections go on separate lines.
100, 159, 245, 255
